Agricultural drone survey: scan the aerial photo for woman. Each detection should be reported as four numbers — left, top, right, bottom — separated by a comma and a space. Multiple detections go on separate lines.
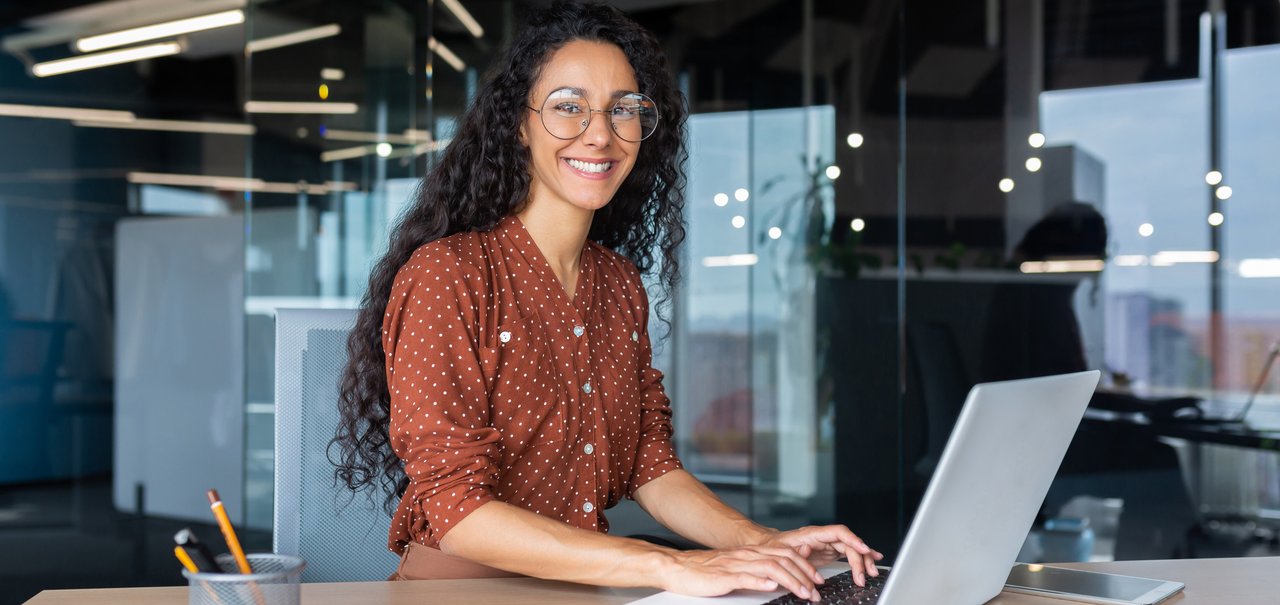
334, 1, 880, 599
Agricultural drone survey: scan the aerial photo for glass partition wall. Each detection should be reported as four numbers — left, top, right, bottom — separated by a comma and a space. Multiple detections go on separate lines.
239, 0, 1280, 558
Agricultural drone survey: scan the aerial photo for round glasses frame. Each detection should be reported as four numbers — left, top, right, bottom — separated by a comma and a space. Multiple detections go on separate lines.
526, 90, 660, 143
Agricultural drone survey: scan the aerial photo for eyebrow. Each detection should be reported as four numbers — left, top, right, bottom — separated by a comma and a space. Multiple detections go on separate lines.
546, 85, 640, 98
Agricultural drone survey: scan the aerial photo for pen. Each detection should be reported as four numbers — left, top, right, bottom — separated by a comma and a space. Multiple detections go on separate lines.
175, 528, 218, 572
206, 489, 252, 574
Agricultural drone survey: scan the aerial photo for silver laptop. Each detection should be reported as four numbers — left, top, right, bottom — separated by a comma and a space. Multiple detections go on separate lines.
631, 370, 1101, 605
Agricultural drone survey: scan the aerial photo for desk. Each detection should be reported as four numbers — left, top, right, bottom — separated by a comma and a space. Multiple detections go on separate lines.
23, 557, 1279, 605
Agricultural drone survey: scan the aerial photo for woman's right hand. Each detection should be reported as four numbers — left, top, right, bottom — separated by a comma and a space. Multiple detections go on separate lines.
658, 545, 825, 601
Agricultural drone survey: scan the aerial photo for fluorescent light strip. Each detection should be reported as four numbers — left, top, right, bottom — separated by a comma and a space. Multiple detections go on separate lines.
1019, 259, 1106, 274
440, 0, 485, 38
74, 118, 255, 135
244, 101, 358, 114
702, 254, 759, 268
1112, 255, 1149, 267
320, 67, 345, 81
33, 42, 181, 77
76, 9, 244, 52
0, 103, 134, 123
412, 138, 451, 156
321, 145, 376, 162
322, 128, 430, 144
246, 24, 340, 53
1239, 258, 1280, 278
1150, 250, 1220, 265
128, 171, 263, 190
127, 172, 355, 195
428, 37, 466, 72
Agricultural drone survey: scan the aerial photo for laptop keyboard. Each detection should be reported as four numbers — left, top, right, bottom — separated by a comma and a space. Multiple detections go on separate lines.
764, 570, 888, 605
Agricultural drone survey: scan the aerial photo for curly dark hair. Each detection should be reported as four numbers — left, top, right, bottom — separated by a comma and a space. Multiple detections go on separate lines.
331, 0, 687, 512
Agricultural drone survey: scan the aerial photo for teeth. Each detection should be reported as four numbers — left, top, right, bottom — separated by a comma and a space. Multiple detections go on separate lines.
566, 158, 613, 173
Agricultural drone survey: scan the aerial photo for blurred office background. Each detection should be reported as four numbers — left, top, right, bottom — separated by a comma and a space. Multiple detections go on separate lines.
2, 0, 1280, 602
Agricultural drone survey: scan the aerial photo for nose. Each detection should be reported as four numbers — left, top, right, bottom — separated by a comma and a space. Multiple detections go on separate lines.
580, 109, 614, 148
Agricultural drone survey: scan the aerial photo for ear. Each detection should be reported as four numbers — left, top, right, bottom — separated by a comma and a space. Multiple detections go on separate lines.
518, 121, 529, 146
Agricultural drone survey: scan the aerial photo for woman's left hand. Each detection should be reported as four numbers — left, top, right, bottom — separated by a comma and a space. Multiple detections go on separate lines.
756, 525, 884, 587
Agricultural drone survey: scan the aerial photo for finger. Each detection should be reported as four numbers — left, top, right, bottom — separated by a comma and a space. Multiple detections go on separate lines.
734, 573, 778, 594
756, 546, 823, 585
863, 552, 879, 578
843, 551, 867, 587
796, 525, 875, 557
744, 559, 817, 601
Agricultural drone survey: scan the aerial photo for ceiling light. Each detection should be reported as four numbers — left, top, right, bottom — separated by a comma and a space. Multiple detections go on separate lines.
244, 101, 358, 114
998, 178, 1015, 192
428, 37, 466, 72
1205, 170, 1223, 185
0, 103, 134, 122
33, 42, 181, 77
1113, 255, 1149, 266
321, 129, 430, 144
825, 165, 841, 179
1208, 211, 1224, 226
1138, 223, 1154, 237
713, 193, 729, 206
1150, 250, 1219, 265
1025, 157, 1042, 172
731, 215, 746, 229
246, 24, 341, 53
321, 145, 373, 163
702, 254, 758, 267
1019, 259, 1105, 274
440, 0, 484, 38
846, 132, 864, 148
74, 117, 255, 135
76, 9, 243, 52
127, 171, 354, 194
1239, 259, 1280, 278
320, 68, 344, 81
1028, 132, 1045, 148
734, 188, 749, 202
1215, 185, 1232, 200
850, 218, 866, 232
768, 227, 782, 240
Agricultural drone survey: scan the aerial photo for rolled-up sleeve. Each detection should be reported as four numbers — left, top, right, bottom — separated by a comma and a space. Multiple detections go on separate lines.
384, 247, 500, 549
626, 276, 683, 498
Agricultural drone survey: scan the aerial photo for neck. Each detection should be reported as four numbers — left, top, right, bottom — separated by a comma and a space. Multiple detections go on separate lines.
516, 198, 593, 280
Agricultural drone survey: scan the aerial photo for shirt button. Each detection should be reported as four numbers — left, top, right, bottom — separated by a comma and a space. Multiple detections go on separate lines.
583, 443, 595, 455
573, 325, 585, 337
582, 382, 593, 394
499, 331, 512, 343
583, 502, 595, 513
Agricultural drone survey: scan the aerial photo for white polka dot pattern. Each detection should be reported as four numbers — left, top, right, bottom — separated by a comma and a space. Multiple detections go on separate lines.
381, 215, 683, 555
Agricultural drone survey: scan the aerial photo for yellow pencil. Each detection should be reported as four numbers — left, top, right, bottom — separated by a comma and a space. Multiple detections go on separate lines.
206, 489, 252, 574
174, 545, 201, 573
175, 545, 224, 605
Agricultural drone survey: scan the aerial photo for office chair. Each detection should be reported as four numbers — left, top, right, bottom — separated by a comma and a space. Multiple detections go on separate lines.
274, 308, 397, 582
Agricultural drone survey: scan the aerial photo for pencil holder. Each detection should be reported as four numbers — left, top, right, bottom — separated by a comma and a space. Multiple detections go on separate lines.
182, 553, 306, 605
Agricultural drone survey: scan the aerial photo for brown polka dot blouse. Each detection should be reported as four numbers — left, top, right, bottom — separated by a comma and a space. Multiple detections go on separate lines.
382, 214, 683, 554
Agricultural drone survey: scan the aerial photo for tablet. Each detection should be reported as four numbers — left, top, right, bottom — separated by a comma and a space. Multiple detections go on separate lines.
1005, 564, 1185, 605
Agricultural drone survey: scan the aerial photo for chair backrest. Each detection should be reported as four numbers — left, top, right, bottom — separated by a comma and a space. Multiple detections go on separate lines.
274, 308, 397, 582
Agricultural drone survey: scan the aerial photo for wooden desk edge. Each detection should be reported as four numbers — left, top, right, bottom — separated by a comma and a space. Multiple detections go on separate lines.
24, 557, 1280, 605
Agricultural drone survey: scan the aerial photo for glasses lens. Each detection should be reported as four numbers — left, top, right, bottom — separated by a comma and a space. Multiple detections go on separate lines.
610, 93, 659, 142
540, 88, 590, 139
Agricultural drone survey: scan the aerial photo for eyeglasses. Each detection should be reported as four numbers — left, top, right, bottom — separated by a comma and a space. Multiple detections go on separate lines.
527, 87, 659, 143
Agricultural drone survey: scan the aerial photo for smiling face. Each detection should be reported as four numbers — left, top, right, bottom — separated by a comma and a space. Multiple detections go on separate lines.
520, 39, 641, 216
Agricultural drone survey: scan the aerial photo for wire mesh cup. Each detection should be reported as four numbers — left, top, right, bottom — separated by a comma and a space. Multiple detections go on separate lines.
182, 554, 306, 605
